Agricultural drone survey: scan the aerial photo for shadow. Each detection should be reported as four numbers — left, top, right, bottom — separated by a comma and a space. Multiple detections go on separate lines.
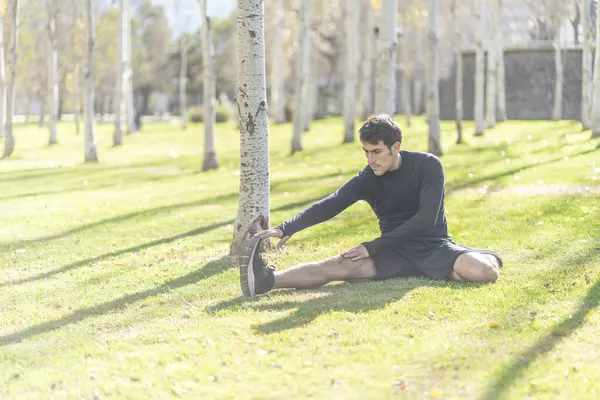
0, 219, 235, 288
0, 256, 236, 346
207, 278, 475, 335
0, 192, 239, 251
480, 247, 600, 400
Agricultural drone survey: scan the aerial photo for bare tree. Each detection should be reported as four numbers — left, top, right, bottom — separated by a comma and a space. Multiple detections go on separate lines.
113, 0, 126, 145
581, 0, 592, 130
292, 0, 312, 153
374, 0, 397, 115
84, 0, 98, 162
179, 35, 188, 129
231, 0, 270, 255
199, 0, 218, 170
3, 0, 19, 158
358, 0, 374, 120
551, 21, 563, 120
343, 0, 359, 143
269, 0, 286, 124
496, 0, 507, 122
427, 0, 442, 156
485, 0, 498, 129
452, 0, 463, 143
474, 0, 485, 137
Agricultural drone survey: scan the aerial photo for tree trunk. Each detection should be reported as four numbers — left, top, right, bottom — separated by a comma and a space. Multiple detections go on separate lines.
343, 0, 359, 143
581, 0, 592, 130
413, 75, 423, 115
270, 0, 285, 124
39, 95, 46, 127
592, 0, 600, 137
572, 3, 581, 45
199, 0, 218, 171
123, 0, 135, 134
474, 0, 485, 137
358, 0, 374, 121
3, 0, 19, 158
179, 35, 188, 129
552, 33, 563, 120
485, 0, 497, 129
292, 0, 312, 153
24, 96, 30, 124
74, 64, 81, 135
0, 13, 6, 140
399, 13, 412, 127
85, 0, 98, 162
231, 0, 270, 255
495, 0, 506, 122
101, 93, 110, 123
113, 0, 125, 145
452, 0, 463, 143
401, 69, 412, 127
374, 0, 397, 115
427, 0, 442, 156
47, 0, 59, 145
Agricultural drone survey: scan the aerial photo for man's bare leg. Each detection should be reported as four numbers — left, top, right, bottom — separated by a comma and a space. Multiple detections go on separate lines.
273, 255, 377, 290
450, 252, 499, 282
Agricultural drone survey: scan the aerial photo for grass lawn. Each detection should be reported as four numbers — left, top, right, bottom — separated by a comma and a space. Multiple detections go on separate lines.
0, 117, 599, 399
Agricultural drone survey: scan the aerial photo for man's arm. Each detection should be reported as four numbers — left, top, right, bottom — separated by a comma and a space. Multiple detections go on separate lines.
362, 156, 445, 256
276, 172, 366, 238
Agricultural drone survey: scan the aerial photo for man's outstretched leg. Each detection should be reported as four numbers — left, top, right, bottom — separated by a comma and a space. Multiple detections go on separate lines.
239, 237, 376, 296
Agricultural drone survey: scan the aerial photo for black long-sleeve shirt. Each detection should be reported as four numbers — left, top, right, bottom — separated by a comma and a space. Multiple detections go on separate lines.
276, 150, 449, 256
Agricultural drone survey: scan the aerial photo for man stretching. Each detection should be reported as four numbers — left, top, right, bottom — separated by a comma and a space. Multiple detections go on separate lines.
239, 115, 501, 297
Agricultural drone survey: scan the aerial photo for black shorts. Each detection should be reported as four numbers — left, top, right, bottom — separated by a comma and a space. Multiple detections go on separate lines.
370, 237, 469, 280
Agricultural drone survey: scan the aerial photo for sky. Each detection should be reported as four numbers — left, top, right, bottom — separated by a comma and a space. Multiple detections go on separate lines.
151, 0, 236, 34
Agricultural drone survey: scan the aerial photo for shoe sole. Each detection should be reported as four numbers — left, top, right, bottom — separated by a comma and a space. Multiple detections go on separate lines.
240, 236, 260, 297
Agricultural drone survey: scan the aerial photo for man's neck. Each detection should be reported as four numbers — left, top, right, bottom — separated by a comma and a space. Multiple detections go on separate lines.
391, 153, 402, 171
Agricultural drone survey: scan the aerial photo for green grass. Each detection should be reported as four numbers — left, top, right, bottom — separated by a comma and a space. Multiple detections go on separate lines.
0, 117, 599, 399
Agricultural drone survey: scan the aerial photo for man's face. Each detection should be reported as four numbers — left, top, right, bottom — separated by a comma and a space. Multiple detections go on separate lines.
362, 140, 400, 176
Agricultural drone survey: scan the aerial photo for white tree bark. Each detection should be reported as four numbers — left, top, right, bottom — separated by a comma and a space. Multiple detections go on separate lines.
581, 0, 592, 130
199, 0, 218, 170
231, 0, 270, 255
474, 0, 485, 136
452, 0, 463, 143
292, 0, 312, 153
358, 0, 374, 120
485, 0, 497, 129
374, 0, 397, 115
552, 31, 563, 120
123, 0, 135, 134
74, 64, 82, 135
113, 0, 125, 145
270, 0, 285, 124
3, 0, 19, 158
47, 0, 59, 145
179, 35, 188, 129
592, 0, 600, 137
496, 33, 506, 121
343, 0, 359, 142
0, 13, 6, 140
427, 0, 442, 156
85, 0, 98, 162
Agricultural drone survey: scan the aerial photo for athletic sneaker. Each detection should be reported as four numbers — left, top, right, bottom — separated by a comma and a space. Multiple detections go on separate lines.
461, 245, 503, 268
239, 236, 275, 297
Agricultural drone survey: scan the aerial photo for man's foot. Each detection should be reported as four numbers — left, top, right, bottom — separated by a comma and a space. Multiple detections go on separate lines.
461, 245, 503, 268
239, 236, 275, 297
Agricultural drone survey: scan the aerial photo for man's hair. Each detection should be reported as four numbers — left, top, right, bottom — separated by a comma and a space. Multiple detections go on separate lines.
359, 114, 402, 148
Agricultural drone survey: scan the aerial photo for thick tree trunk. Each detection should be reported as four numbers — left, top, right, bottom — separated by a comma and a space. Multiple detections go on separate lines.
199, 0, 218, 171
343, 0, 359, 143
358, 0, 374, 121
231, 0, 270, 255
592, 0, 600, 137
0, 14, 6, 140
374, 0, 397, 115
47, 0, 59, 145
179, 35, 188, 129
485, 0, 497, 129
3, 0, 19, 158
85, 0, 98, 162
452, 0, 463, 143
427, 0, 442, 156
292, 0, 312, 153
581, 0, 592, 130
552, 34, 563, 120
474, 0, 485, 137
270, 0, 285, 124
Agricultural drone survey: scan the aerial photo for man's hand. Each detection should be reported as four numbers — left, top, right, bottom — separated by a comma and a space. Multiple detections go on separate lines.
342, 244, 370, 261
254, 228, 291, 249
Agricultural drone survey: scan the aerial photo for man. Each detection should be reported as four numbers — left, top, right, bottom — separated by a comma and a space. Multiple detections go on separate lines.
239, 115, 501, 297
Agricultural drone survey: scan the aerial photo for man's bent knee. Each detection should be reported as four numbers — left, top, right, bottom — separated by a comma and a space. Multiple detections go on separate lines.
335, 256, 377, 281
453, 252, 499, 283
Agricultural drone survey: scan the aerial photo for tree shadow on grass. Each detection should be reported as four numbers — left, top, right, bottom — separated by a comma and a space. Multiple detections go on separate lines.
480, 249, 600, 400
207, 278, 484, 335
0, 256, 236, 346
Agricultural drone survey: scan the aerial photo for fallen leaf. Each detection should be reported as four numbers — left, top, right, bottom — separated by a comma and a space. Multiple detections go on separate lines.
488, 321, 500, 329
393, 380, 407, 391
429, 387, 444, 398
586, 310, 596, 318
